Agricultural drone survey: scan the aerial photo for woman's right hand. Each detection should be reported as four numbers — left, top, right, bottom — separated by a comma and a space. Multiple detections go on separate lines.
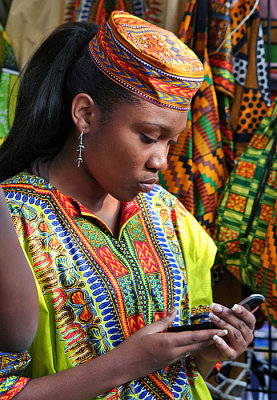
113, 308, 228, 381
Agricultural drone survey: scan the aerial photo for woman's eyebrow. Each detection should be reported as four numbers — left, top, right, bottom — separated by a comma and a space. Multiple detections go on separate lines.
136, 121, 186, 134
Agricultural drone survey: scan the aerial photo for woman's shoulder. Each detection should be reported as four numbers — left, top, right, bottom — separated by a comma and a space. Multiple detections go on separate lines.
2, 172, 55, 211
2, 171, 51, 189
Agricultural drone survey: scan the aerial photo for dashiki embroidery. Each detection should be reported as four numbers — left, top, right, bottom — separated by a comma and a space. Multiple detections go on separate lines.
0, 172, 216, 400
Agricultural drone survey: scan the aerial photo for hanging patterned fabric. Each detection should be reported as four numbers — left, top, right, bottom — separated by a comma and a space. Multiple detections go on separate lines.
260, 0, 277, 100
230, 0, 271, 159
208, 0, 235, 172
0, 25, 19, 145
159, 0, 227, 236
258, 199, 277, 327
214, 99, 277, 326
64, 0, 146, 24
144, 0, 187, 35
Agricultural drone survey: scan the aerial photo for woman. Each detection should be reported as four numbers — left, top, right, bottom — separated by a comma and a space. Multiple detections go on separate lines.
0, 11, 255, 400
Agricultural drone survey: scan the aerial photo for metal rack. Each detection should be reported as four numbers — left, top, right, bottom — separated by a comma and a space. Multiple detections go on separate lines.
244, 323, 277, 399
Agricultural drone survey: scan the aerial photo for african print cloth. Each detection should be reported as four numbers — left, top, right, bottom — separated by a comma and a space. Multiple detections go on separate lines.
64, 0, 186, 37
260, 0, 277, 97
0, 352, 30, 400
258, 198, 277, 327
229, 0, 271, 158
159, 0, 227, 236
0, 25, 19, 145
64, 0, 146, 24
144, 0, 187, 35
214, 99, 277, 324
0, 172, 216, 400
208, 0, 235, 172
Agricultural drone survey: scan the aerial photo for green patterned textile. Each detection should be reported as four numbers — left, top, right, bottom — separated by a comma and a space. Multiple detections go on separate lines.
0, 25, 19, 144
214, 99, 277, 316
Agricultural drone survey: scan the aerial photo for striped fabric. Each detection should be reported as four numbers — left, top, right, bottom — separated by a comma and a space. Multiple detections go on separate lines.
214, 99, 277, 326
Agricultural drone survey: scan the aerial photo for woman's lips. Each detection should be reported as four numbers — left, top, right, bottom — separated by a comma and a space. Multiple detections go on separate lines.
138, 178, 158, 193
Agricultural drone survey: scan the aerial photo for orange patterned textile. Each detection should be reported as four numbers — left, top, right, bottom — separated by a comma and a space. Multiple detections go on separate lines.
258, 199, 277, 327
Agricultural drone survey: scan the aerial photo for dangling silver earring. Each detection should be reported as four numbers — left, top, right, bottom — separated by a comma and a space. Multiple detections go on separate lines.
76, 127, 86, 167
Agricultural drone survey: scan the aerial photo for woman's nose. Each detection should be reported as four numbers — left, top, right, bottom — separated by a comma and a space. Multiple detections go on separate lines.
146, 146, 168, 172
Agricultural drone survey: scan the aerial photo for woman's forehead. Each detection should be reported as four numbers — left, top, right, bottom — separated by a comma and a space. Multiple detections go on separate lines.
106, 98, 188, 133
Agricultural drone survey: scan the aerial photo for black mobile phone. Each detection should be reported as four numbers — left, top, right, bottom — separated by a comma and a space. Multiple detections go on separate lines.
238, 293, 265, 311
167, 294, 265, 333
167, 321, 216, 332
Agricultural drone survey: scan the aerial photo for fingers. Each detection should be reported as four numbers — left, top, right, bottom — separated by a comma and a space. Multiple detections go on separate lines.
212, 334, 237, 360
210, 303, 256, 334
136, 308, 177, 336
161, 329, 229, 362
231, 304, 256, 330
167, 327, 228, 348
209, 302, 256, 360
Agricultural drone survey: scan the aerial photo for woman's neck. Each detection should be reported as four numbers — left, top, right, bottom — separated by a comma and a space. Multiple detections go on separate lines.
48, 150, 122, 237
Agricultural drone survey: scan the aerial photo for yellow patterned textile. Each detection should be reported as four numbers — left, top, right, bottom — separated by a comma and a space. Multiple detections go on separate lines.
89, 11, 204, 111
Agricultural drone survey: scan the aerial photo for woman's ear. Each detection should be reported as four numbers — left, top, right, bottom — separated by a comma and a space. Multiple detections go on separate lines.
71, 93, 97, 132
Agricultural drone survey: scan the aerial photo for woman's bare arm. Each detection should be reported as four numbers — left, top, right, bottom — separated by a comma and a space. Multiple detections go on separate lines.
0, 186, 39, 352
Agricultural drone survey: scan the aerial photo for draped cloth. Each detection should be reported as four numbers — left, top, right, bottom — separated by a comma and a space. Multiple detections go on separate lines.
159, 0, 227, 237
229, 0, 271, 158
64, 0, 146, 24
214, 100, 277, 326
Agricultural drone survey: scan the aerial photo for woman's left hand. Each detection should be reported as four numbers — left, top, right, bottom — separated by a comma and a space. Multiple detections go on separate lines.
197, 302, 256, 362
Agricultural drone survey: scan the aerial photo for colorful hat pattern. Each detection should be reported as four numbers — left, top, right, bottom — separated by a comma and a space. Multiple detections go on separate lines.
88, 11, 204, 111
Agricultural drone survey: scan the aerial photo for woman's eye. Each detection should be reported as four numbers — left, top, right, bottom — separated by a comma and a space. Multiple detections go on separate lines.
168, 139, 178, 145
141, 134, 157, 144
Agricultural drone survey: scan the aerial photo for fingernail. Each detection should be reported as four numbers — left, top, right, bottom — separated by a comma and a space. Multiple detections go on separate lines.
210, 303, 223, 313
217, 329, 228, 336
213, 334, 223, 344
209, 312, 220, 322
231, 304, 242, 314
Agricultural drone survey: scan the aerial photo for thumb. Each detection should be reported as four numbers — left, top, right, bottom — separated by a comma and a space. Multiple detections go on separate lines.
142, 308, 177, 335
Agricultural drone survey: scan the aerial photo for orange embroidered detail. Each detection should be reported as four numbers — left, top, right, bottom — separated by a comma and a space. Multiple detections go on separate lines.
0, 377, 29, 400
227, 241, 241, 254
251, 238, 265, 256
97, 247, 129, 277
226, 193, 247, 213
128, 314, 146, 334
259, 204, 274, 222
134, 242, 159, 274
236, 161, 256, 178
218, 226, 239, 241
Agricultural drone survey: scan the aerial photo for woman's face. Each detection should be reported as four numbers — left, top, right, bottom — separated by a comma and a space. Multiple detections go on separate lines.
82, 99, 188, 202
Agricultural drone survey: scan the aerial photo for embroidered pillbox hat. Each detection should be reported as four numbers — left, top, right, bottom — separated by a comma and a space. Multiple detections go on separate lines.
88, 11, 204, 111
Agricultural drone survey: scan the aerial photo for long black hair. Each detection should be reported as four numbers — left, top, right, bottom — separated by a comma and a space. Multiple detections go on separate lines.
0, 22, 139, 182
